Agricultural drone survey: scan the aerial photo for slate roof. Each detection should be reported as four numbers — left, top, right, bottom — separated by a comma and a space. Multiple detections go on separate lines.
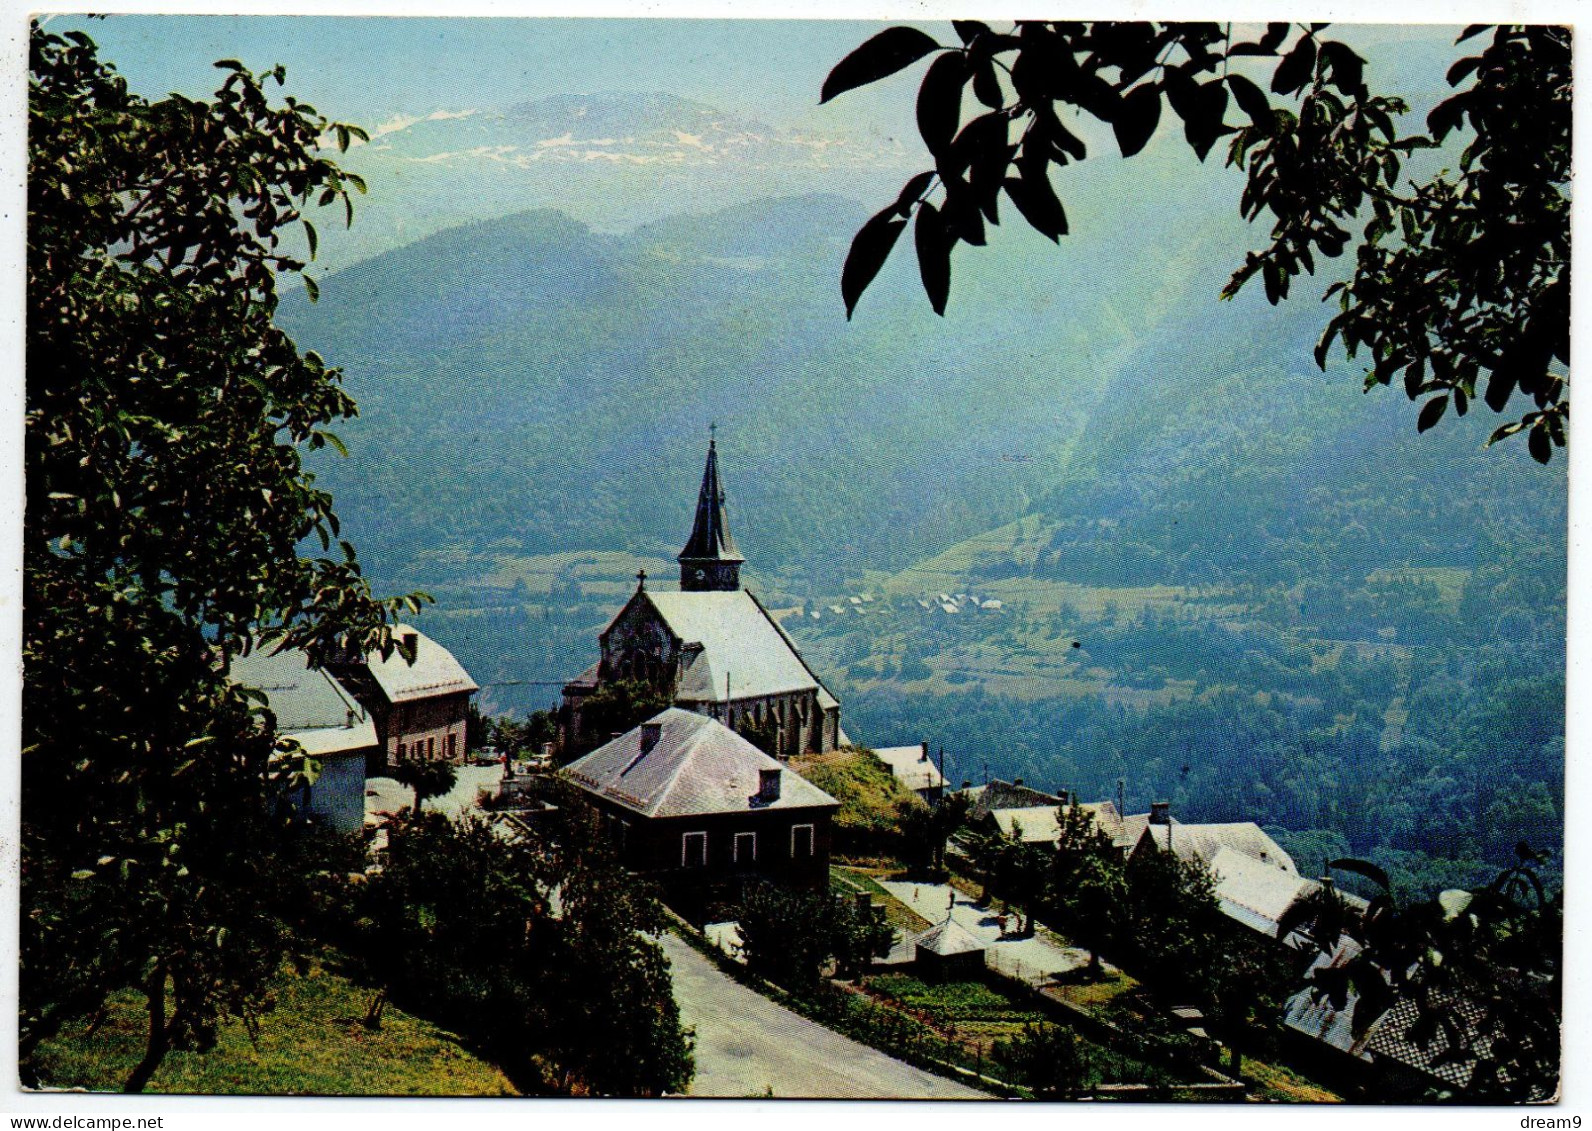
640, 589, 838, 707
991, 801, 1123, 844
916, 918, 988, 957
1208, 846, 1319, 937
992, 805, 1063, 843
562, 708, 838, 819
678, 438, 743, 565
1126, 817, 1298, 874
361, 625, 479, 703
962, 779, 1065, 823
872, 745, 947, 793
229, 648, 376, 758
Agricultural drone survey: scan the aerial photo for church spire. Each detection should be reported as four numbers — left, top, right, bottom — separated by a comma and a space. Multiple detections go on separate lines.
678, 428, 744, 592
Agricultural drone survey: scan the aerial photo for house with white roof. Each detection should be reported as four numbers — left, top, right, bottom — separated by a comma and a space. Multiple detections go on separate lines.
230, 647, 379, 833
871, 743, 947, 804
329, 625, 479, 771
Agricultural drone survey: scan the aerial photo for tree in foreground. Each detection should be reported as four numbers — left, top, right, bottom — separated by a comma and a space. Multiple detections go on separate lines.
992, 1023, 1088, 1099
823, 23, 1569, 460
356, 800, 693, 1096
390, 757, 458, 811
23, 26, 420, 1091
1281, 848, 1559, 1101
734, 879, 894, 991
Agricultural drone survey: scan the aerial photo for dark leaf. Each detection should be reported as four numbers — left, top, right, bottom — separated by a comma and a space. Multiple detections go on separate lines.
1417, 396, 1448, 432
914, 201, 952, 315
1271, 37, 1317, 95
1457, 23, 1492, 43
894, 170, 936, 217
917, 51, 966, 158
952, 20, 992, 46
1112, 82, 1161, 158
821, 26, 943, 103
1329, 857, 1391, 891
972, 59, 1004, 109
1446, 54, 1483, 86
1320, 41, 1365, 93
841, 207, 907, 318
1003, 171, 1067, 242
1226, 74, 1272, 130
1529, 421, 1552, 463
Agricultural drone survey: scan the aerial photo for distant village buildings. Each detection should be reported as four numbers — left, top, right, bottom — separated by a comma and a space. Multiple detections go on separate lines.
561, 438, 842, 759
231, 626, 478, 832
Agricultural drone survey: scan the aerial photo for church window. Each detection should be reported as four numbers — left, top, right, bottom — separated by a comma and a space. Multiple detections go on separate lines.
733, 832, 757, 864
682, 831, 708, 868
791, 824, 814, 858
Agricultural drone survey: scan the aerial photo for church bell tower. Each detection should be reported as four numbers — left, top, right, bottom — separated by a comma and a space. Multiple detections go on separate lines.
678, 431, 744, 592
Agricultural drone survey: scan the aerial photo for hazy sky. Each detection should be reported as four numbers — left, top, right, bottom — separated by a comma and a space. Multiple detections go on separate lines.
47, 15, 933, 134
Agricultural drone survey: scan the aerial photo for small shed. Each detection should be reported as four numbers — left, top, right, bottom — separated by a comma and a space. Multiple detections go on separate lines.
913, 918, 988, 981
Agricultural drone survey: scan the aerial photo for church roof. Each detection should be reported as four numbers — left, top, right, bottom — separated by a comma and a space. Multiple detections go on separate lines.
642, 588, 837, 705
562, 708, 838, 819
678, 439, 743, 565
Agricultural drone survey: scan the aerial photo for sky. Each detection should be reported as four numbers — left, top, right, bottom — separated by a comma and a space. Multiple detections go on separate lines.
45, 15, 931, 134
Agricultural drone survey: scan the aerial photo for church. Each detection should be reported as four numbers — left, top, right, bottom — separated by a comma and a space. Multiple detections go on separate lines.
560, 436, 842, 759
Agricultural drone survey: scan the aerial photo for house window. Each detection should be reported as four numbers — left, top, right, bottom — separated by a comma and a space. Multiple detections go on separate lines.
791, 824, 815, 858
733, 831, 757, 864
682, 831, 708, 868
428, 736, 436, 759
446, 733, 456, 760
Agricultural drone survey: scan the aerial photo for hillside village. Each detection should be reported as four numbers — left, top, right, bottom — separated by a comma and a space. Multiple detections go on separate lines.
73, 437, 1544, 1102
22, 20, 1564, 1109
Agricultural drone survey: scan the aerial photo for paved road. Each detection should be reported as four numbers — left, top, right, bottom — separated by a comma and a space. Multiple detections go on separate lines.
658, 933, 987, 1100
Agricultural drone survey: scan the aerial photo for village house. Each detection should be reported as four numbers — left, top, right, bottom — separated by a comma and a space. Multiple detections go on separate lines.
327, 625, 478, 772
562, 708, 839, 909
229, 647, 379, 834
560, 437, 842, 759
871, 743, 947, 805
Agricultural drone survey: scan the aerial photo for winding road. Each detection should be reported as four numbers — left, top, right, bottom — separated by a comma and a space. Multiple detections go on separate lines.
659, 933, 987, 1100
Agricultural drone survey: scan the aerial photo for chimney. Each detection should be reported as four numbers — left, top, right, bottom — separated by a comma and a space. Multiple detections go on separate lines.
1014, 777, 1024, 788
961, 780, 972, 790
639, 722, 662, 755
855, 892, 873, 914
758, 768, 782, 803
1150, 801, 1171, 825
401, 629, 418, 652
920, 741, 929, 762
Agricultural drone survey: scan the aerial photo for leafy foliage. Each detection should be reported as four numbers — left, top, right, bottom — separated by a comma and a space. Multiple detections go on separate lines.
390, 758, 458, 811
992, 1023, 1087, 1099
1287, 846, 1560, 1100
570, 677, 671, 760
354, 801, 692, 1096
733, 879, 893, 991
824, 22, 1569, 458
22, 26, 420, 1091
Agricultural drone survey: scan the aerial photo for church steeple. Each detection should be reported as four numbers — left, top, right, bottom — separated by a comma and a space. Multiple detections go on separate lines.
678, 429, 744, 592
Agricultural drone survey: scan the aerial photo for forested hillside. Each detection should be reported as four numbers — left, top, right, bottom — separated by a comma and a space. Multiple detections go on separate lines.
280, 189, 1564, 903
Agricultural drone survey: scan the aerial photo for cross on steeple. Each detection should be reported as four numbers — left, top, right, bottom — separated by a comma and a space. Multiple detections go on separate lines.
636, 568, 647, 590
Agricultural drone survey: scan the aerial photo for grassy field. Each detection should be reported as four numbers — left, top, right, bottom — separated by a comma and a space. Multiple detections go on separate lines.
28, 953, 515, 1096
